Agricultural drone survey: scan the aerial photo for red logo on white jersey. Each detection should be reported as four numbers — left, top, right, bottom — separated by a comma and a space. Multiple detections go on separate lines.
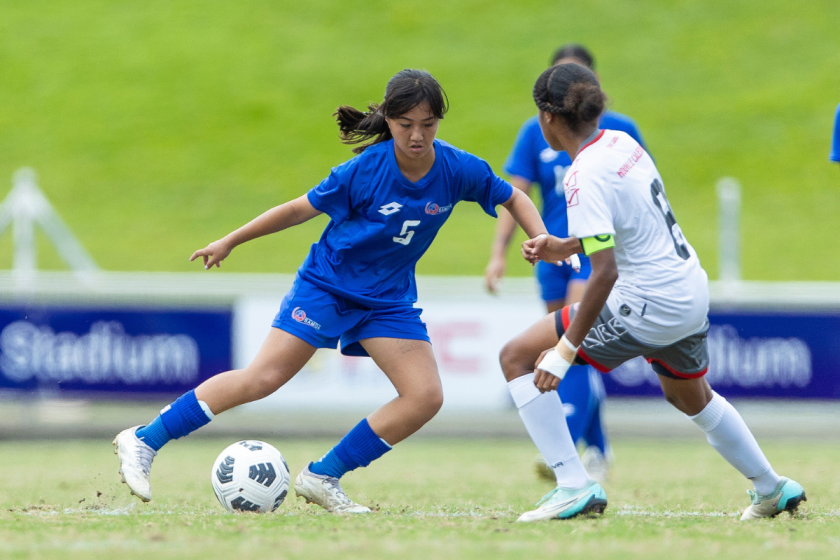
564, 163, 580, 207
565, 186, 579, 207
607, 136, 619, 148
617, 146, 645, 178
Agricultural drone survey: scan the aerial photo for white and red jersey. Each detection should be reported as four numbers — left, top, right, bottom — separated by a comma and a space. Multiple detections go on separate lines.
564, 130, 708, 346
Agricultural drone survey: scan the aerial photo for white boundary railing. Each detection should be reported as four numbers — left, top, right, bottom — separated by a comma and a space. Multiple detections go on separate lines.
2, 271, 840, 311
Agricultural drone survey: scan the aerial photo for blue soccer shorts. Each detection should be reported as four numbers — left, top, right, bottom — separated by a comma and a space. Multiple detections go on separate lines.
272, 275, 430, 357
535, 256, 592, 303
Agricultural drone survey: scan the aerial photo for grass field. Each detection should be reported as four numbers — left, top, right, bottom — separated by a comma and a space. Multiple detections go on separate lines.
0, 1, 839, 279
1, 437, 838, 559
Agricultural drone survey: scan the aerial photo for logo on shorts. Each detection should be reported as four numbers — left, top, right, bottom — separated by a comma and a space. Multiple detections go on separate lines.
292, 307, 321, 330
425, 202, 452, 215
620, 304, 631, 317
584, 316, 627, 348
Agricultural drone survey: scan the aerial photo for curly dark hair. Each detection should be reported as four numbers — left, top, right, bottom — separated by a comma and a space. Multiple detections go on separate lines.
533, 63, 606, 133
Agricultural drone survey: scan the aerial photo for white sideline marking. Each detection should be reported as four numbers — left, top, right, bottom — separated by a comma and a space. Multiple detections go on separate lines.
615, 506, 840, 518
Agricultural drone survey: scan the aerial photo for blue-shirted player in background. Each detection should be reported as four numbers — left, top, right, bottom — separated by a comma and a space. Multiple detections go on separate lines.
831, 102, 840, 168
485, 44, 650, 483
113, 69, 547, 514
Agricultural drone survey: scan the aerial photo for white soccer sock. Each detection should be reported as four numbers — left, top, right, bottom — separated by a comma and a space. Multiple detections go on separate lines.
688, 391, 781, 495
508, 373, 590, 489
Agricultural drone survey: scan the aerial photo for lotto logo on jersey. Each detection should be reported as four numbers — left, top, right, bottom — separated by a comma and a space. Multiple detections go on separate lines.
425, 202, 452, 215
378, 202, 403, 216
291, 307, 321, 330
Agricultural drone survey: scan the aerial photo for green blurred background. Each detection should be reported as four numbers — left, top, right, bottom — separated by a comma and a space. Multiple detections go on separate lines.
0, 0, 838, 279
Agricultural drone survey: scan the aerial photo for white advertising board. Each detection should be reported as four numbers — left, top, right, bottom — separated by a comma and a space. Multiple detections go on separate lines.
234, 290, 545, 412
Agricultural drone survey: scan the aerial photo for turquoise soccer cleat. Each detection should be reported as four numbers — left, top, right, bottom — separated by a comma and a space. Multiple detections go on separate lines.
740, 477, 806, 520
517, 480, 607, 522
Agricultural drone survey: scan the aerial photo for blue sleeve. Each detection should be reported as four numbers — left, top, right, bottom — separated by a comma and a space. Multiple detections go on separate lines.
831, 103, 840, 162
503, 121, 539, 182
462, 154, 514, 218
307, 163, 356, 224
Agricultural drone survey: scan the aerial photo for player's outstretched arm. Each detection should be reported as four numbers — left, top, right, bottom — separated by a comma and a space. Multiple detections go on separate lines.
190, 194, 322, 270
500, 188, 547, 246
533, 247, 617, 392
485, 177, 533, 294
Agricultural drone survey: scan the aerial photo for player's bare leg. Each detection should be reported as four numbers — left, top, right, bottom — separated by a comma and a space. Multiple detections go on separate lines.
115, 328, 315, 501
658, 374, 806, 519
195, 328, 317, 413
500, 312, 560, 382
295, 338, 442, 514
363, 338, 443, 444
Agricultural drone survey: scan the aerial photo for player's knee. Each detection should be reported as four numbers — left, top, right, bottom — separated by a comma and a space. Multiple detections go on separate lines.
499, 339, 529, 381
418, 385, 444, 418
248, 364, 294, 399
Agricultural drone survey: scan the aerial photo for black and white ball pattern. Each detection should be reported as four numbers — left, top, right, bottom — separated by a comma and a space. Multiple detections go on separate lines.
210, 440, 290, 513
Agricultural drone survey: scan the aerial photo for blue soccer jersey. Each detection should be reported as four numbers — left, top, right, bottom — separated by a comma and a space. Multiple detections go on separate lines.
831, 102, 840, 162
302, 139, 513, 309
504, 111, 648, 239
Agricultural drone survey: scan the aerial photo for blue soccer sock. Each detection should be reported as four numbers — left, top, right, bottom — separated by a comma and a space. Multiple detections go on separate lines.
310, 418, 392, 479
135, 416, 172, 451
135, 390, 214, 451
558, 365, 592, 444
582, 400, 608, 454
581, 367, 608, 454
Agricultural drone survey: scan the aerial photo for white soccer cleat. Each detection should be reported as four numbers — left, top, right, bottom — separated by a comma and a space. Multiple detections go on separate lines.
581, 446, 610, 485
113, 425, 157, 502
294, 463, 371, 514
740, 477, 806, 520
517, 479, 607, 522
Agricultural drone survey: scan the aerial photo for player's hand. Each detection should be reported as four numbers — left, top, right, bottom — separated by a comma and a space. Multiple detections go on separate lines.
525, 234, 569, 264
521, 235, 545, 266
190, 239, 233, 270
484, 256, 506, 294
533, 349, 561, 393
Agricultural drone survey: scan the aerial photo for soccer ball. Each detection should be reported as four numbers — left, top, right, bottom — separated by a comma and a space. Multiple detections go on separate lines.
210, 440, 291, 513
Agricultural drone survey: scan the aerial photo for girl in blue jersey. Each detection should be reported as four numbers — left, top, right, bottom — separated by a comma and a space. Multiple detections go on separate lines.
113, 69, 547, 513
486, 44, 649, 482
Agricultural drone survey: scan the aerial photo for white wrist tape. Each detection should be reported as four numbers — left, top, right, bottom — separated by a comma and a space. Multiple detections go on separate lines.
559, 335, 578, 353
536, 348, 572, 380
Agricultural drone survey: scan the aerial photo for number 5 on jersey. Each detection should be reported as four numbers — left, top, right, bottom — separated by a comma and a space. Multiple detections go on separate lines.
393, 220, 421, 245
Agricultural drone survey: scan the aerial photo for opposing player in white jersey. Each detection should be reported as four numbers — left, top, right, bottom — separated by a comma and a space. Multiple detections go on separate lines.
501, 62, 806, 521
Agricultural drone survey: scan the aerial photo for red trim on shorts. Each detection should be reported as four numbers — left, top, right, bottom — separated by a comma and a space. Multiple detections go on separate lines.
561, 305, 572, 330
646, 358, 708, 379
577, 130, 605, 156
577, 347, 612, 373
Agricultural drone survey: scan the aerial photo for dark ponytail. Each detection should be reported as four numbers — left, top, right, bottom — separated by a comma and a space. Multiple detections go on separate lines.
533, 63, 606, 133
335, 69, 449, 154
